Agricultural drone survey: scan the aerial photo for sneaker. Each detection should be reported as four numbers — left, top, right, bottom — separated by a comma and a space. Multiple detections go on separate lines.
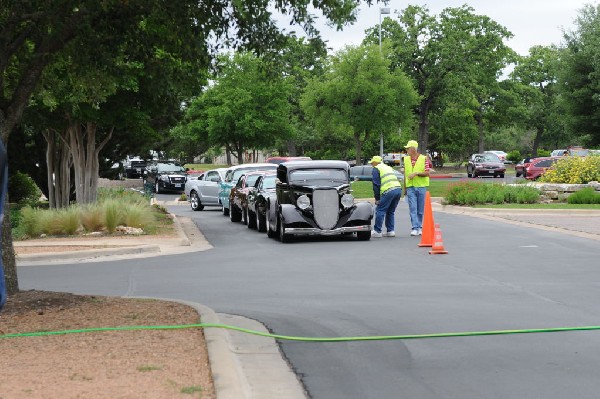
417, 228, 422, 236
371, 231, 383, 238
383, 231, 396, 237
410, 229, 419, 236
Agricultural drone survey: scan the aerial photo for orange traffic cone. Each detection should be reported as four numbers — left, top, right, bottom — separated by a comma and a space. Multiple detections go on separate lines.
418, 191, 435, 247
429, 224, 448, 255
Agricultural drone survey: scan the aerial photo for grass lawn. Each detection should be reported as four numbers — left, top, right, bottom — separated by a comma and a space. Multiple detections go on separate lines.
350, 180, 452, 199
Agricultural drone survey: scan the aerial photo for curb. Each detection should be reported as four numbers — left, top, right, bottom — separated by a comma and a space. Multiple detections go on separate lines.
136, 298, 307, 399
17, 244, 161, 262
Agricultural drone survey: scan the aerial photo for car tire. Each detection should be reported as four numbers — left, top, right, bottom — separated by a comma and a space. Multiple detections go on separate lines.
278, 214, 290, 243
499, 173, 505, 178
266, 206, 276, 238
256, 208, 266, 232
472, 171, 477, 178
247, 208, 257, 229
155, 182, 161, 194
190, 191, 204, 211
222, 203, 229, 216
242, 207, 248, 225
356, 230, 371, 241
229, 203, 242, 222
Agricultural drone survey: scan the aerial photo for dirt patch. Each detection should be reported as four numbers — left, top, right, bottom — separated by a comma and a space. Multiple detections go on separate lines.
0, 290, 215, 398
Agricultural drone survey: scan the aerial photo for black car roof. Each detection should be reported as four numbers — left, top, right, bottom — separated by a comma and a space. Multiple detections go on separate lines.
277, 160, 350, 182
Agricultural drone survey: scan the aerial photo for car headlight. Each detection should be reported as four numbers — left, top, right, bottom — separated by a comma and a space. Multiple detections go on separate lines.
297, 195, 311, 210
160, 175, 169, 181
341, 193, 354, 209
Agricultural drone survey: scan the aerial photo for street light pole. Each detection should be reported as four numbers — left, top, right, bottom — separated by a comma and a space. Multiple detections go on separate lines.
378, 7, 390, 158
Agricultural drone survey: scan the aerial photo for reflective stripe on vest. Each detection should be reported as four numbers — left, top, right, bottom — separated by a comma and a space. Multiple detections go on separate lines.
404, 154, 429, 188
375, 163, 401, 195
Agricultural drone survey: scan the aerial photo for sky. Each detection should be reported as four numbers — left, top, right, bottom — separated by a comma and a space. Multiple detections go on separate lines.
305, 0, 597, 55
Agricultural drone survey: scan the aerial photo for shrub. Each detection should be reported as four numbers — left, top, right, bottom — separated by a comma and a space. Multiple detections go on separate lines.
540, 156, 600, 184
102, 200, 122, 233
445, 182, 540, 205
19, 206, 43, 237
123, 204, 153, 229
98, 187, 147, 206
55, 207, 81, 235
8, 171, 42, 205
80, 204, 105, 232
506, 150, 521, 164
567, 187, 600, 204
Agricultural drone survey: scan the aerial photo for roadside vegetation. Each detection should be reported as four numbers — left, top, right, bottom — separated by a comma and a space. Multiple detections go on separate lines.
11, 188, 173, 240
539, 155, 600, 184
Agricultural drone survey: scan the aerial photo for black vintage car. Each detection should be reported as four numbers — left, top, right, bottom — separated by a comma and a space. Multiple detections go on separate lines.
247, 173, 277, 232
265, 160, 373, 242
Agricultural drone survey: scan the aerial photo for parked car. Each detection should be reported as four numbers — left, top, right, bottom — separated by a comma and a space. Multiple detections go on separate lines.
266, 160, 373, 242
125, 159, 147, 178
550, 149, 568, 157
383, 153, 404, 166
349, 165, 403, 183
184, 168, 227, 211
467, 153, 506, 178
524, 157, 561, 180
229, 171, 275, 224
484, 150, 508, 163
100, 160, 124, 180
144, 161, 187, 193
218, 163, 278, 215
266, 156, 312, 164
567, 146, 589, 157
247, 174, 278, 232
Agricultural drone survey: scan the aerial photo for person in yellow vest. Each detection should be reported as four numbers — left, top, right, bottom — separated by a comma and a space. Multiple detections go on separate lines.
403, 140, 431, 236
368, 155, 402, 238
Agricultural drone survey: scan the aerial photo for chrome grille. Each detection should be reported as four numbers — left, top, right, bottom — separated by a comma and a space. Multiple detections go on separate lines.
313, 189, 339, 230
170, 176, 186, 183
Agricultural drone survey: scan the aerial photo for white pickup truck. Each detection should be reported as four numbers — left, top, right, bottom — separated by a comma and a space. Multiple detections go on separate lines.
184, 168, 227, 211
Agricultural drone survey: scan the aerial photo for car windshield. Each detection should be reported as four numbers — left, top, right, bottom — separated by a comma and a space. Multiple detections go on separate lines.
246, 175, 261, 187
228, 166, 276, 182
262, 176, 276, 189
157, 163, 185, 173
480, 154, 500, 162
288, 168, 348, 185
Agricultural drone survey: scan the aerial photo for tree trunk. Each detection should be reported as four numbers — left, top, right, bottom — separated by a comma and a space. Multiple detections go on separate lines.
225, 145, 232, 166
354, 132, 362, 166
286, 141, 297, 157
532, 127, 544, 157
417, 98, 433, 153
42, 129, 72, 209
64, 121, 112, 205
476, 107, 485, 154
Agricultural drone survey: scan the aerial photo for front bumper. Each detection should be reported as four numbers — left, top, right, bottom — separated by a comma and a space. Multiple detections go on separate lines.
285, 224, 371, 236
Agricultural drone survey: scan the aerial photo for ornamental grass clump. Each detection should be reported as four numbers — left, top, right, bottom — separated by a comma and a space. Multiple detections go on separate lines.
567, 187, 600, 204
102, 199, 122, 233
445, 182, 540, 205
122, 204, 154, 229
540, 156, 600, 184
80, 204, 105, 232
55, 207, 81, 235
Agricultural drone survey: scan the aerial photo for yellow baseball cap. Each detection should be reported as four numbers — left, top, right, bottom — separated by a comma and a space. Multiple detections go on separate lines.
368, 155, 382, 163
404, 140, 418, 149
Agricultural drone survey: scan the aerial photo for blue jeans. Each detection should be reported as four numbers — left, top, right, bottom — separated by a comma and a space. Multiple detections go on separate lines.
373, 188, 401, 233
407, 186, 427, 230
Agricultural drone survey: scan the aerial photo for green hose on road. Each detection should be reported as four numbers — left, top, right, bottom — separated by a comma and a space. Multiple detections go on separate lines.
2, 323, 600, 342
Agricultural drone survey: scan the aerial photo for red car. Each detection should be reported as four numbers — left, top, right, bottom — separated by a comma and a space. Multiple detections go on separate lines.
524, 157, 561, 180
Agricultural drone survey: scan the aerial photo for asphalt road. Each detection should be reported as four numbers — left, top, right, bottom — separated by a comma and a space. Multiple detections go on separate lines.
18, 199, 600, 399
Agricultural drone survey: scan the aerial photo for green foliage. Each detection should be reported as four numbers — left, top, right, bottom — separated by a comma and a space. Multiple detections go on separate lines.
537, 149, 551, 157
8, 172, 42, 205
506, 150, 522, 163
80, 205, 105, 232
122, 204, 153, 229
102, 200, 121, 234
56, 208, 81, 235
567, 188, 600, 204
540, 156, 600, 184
445, 182, 540, 205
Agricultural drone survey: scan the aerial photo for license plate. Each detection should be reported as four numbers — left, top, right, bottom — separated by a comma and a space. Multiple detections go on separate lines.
175, 184, 182, 188
488, 170, 494, 174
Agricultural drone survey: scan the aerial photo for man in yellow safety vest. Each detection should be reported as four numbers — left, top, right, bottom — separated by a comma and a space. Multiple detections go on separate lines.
403, 140, 431, 236
369, 155, 402, 238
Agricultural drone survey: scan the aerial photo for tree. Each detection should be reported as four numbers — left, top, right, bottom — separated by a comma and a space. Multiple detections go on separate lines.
559, 4, 600, 147
0, 0, 370, 295
373, 5, 512, 152
196, 52, 293, 164
511, 46, 564, 156
301, 44, 418, 164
